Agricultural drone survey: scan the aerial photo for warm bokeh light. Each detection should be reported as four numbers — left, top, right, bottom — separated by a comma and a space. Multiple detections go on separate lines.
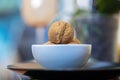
21, 0, 57, 27
117, 14, 120, 62
118, 21, 120, 44
31, 0, 43, 9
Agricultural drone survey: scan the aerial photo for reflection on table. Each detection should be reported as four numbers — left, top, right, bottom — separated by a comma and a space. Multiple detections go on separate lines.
0, 68, 30, 80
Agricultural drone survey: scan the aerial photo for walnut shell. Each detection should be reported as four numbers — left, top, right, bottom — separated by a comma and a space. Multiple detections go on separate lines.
68, 38, 80, 44
48, 21, 74, 44
43, 41, 54, 45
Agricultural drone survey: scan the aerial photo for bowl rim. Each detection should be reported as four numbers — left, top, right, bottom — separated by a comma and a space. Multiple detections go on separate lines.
32, 44, 92, 47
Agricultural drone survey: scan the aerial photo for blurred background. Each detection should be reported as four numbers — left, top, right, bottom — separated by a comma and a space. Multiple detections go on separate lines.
0, 0, 120, 68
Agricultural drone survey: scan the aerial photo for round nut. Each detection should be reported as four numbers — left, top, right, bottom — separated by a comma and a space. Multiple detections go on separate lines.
48, 21, 74, 44
68, 38, 80, 44
43, 41, 54, 45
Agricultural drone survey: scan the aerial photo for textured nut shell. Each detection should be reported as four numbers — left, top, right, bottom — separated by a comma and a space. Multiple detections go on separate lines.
48, 21, 74, 44
44, 41, 54, 45
68, 38, 80, 44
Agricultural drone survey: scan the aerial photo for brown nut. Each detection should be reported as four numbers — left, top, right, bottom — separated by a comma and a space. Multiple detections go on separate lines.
68, 38, 80, 44
43, 41, 54, 45
48, 21, 74, 44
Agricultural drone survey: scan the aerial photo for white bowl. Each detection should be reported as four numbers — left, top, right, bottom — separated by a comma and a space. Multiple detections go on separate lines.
32, 44, 92, 70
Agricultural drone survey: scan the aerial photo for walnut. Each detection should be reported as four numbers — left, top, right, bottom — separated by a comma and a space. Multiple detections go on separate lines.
44, 41, 54, 45
48, 21, 74, 44
68, 38, 80, 44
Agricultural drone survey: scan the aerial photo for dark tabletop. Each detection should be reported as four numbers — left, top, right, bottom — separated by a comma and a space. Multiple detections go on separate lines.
7, 60, 120, 80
